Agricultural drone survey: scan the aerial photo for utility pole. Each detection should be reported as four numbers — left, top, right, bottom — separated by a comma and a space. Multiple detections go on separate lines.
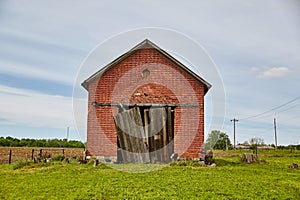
274, 118, 277, 149
231, 118, 239, 149
66, 126, 70, 141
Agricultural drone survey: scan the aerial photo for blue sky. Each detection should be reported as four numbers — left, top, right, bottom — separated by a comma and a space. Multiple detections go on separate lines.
0, 1, 300, 145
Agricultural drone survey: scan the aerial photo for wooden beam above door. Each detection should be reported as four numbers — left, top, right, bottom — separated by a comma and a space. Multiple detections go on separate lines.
91, 102, 200, 108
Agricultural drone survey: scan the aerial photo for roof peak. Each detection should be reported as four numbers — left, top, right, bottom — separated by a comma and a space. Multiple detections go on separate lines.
81, 39, 212, 93
129, 38, 160, 51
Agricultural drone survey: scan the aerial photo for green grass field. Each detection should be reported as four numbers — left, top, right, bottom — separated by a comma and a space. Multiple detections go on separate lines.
0, 150, 299, 199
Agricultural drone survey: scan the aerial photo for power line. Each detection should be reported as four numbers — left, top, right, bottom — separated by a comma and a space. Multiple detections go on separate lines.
241, 102, 300, 122
281, 115, 300, 123
239, 96, 300, 121
275, 102, 300, 114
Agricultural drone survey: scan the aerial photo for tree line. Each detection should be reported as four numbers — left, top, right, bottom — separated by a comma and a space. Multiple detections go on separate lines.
205, 130, 300, 150
0, 136, 85, 148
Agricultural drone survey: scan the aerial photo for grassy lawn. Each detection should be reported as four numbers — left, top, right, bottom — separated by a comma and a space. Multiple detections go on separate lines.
0, 150, 299, 199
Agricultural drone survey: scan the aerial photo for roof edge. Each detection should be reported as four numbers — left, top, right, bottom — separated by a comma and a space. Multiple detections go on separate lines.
81, 39, 212, 94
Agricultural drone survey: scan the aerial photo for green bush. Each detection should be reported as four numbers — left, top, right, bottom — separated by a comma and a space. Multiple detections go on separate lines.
175, 161, 188, 166
87, 157, 97, 165
170, 160, 205, 167
52, 155, 65, 161
11, 160, 34, 170
68, 158, 80, 164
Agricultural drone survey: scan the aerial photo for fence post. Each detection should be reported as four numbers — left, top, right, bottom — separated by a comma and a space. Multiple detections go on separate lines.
8, 149, 12, 164
31, 149, 34, 160
62, 148, 64, 155
39, 149, 43, 158
83, 148, 87, 161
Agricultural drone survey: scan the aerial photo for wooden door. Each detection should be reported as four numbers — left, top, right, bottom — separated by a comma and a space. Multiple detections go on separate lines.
114, 107, 150, 163
114, 106, 174, 163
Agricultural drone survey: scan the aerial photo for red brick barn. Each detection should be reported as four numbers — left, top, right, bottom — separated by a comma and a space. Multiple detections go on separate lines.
81, 39, 211, 163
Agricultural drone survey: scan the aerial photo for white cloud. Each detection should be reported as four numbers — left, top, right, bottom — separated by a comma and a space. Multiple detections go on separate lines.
258, 67, 291, 79
0, 60, 74, 85
0, 85, 78, 128
0, 27, 85, 85
249, 67, 260, 73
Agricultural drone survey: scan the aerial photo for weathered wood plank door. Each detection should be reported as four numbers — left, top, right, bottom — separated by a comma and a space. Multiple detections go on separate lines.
114, 107, 150, 163
148, 107, 173, 163
114, 106, 174, 163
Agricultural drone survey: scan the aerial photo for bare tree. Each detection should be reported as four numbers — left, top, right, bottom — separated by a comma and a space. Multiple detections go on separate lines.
249, 137, 264, 154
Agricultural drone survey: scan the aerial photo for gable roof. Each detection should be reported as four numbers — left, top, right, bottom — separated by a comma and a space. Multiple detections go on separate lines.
81, 39, 212, 94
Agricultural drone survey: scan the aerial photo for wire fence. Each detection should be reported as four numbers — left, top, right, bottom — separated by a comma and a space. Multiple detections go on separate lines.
0, 147, 85, 164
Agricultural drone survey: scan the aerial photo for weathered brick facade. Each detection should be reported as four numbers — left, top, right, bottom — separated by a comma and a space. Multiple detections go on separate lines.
82, 40, 211, 160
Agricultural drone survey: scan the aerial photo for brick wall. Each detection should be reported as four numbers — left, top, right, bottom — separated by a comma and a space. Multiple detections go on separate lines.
86, 48, 205, 158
